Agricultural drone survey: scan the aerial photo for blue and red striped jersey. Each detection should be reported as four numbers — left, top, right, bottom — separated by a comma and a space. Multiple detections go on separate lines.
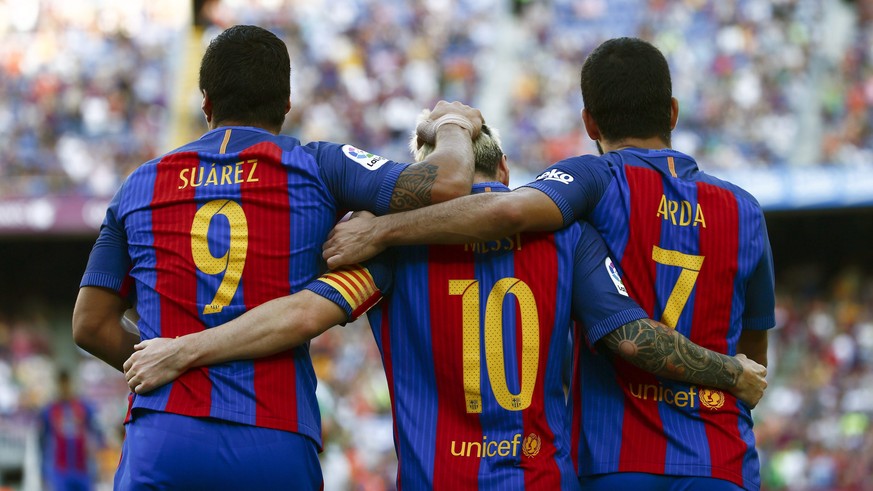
308, 182, 646, 490
526, 148, 775, 491
79, 126, 408, 447
39, 399, 101, 475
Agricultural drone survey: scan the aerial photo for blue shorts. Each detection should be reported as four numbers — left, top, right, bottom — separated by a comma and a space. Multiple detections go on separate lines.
580, 472, 745, 491
115, 410, 322, 491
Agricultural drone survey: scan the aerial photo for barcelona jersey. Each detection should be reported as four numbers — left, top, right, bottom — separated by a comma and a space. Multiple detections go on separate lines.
307, 182, 647, 490
40, 399, 101, 479
80, 126, 408, 447
525, 148, 775, 491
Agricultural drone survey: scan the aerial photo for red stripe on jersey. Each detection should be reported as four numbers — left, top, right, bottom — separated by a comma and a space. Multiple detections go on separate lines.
694, 182, 745, 486
429, 244, 482, 489
152, 151, 212, 416
124, 393, 134, 424
516, 233, 562, 490
51, 405, 66, 469
352, 291, 383, 320
380, 306, 402, 491
618, 166, 666, 473
237, 142, 298, 431
72, 402, 87, 471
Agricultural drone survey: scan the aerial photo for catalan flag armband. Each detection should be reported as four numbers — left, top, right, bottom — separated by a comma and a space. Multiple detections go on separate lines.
317, 265, 383, 320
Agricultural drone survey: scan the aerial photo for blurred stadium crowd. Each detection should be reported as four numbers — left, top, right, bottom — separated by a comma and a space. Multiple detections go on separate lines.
1, 0, 872, 489
2, 0, 872, 197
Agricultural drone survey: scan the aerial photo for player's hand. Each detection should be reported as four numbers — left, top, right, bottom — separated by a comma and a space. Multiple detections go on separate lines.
416, 100, 484, 144
323, 210, 383, 269
123, 338, 189, 394
730, 353, 767, 408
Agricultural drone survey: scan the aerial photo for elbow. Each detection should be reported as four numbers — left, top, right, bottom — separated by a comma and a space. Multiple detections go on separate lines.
279, 298, 335, 348
71, 312, 98, 351
296, 314, 327, 344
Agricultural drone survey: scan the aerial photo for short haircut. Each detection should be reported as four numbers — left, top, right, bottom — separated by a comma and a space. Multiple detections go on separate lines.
199, 25, 291, 129
409, 111, 503, 178
580, 37, 673, 145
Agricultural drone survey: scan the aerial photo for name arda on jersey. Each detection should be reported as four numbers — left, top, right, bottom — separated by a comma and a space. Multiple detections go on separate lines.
656, 195, 706, 228
536, 169, 574, 184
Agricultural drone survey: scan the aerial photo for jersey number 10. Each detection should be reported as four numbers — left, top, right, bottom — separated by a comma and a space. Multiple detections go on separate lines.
449, 278, 539, 414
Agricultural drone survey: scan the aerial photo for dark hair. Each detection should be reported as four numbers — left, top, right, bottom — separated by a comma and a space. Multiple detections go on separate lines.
199, 25, 291, 129
580, 37, 673, 145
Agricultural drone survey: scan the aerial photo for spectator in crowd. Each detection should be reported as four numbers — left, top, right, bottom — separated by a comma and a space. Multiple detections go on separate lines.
38, 369, 104, 491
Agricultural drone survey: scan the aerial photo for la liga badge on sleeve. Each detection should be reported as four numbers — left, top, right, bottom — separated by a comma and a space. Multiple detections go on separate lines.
342, 144, 388, 170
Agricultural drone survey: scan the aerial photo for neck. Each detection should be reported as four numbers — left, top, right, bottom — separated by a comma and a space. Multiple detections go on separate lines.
600, 136, 670, 153
210, 120, 281, 135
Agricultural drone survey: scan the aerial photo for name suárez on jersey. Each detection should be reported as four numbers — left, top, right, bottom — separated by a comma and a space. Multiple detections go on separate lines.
178, 160, 259, 190
656, 195, 706, 228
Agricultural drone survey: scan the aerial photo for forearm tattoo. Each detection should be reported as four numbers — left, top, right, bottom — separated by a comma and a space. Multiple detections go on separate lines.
389, 163, 438, 211
600, 319, 743, 389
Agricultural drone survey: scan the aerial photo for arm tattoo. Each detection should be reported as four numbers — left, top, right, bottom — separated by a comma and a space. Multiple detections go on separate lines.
389, 164, 438, 212
600, 319, 743, 389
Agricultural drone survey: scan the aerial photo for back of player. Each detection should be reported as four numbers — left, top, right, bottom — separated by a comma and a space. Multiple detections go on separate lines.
83, 127, 408, 489
340, 182, 645, 490
39, 371, 102, 491
569, 149, 773, 490
517, 38, 774, 491
374, 224, 575, 488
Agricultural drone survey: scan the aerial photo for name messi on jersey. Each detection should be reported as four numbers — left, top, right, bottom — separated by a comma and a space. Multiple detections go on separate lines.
464, 233, 523, 254
178, 160, 260, 190
656, 195, 706, 228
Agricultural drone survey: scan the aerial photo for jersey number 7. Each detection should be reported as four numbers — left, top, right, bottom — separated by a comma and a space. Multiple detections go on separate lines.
651, 246, 705, 329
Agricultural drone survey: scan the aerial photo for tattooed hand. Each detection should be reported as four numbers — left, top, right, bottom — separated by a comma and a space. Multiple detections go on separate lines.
730, 353, 767, 408
600, 318, 767, 407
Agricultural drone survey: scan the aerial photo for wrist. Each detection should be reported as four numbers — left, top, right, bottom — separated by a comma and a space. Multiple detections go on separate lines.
175, 334, 202, 370
378, 215, 401, 248
433, 114, 475, 139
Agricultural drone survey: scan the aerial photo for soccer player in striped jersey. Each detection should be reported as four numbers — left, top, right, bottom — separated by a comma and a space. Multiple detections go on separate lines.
72, 25, 482, 490
124, 120, 765, 490
38, 370, 104, 491
323, 37, 774, 491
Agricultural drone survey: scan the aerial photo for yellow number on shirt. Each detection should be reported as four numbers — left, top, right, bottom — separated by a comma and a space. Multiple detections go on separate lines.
190, 200, 248, 314
651, 246, 705, 328
449, 278, 540, 413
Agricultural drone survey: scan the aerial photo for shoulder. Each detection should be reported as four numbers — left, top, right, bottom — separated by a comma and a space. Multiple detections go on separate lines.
698, 171, 765, 211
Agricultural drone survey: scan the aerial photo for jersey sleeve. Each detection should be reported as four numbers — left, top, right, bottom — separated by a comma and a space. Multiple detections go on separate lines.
742, 218, 776, 330
522, 155, 612, 226
312, 142, 410, 215
570, 222, 648, 345
304, 253, 393, 322
79, 184, 131, 292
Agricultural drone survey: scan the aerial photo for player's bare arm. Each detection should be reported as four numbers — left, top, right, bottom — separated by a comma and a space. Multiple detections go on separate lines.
599, 318, 768, 408
324, 186, 563, 269
389, 101, 484, 211
737, 329, 768, 367
73, 286, 139, 372
123, 290, 346, 394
